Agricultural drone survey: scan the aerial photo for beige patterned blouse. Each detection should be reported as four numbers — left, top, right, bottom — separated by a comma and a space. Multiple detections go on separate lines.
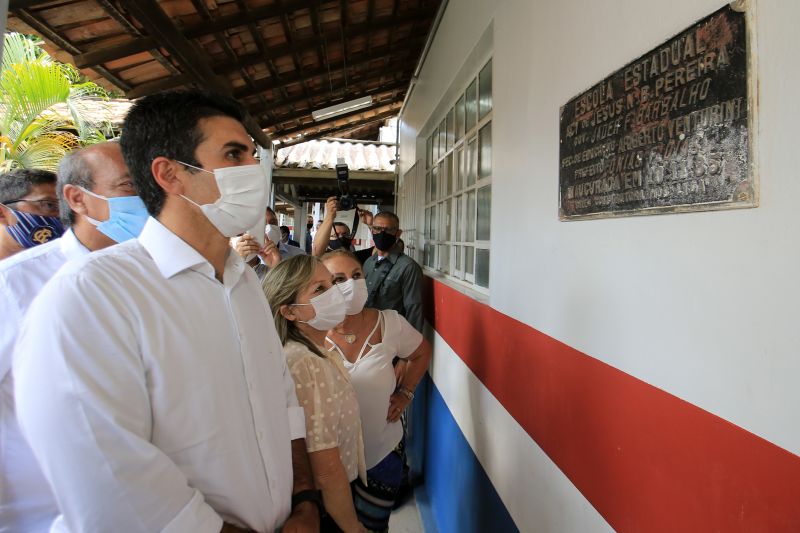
283, 341, 366, 483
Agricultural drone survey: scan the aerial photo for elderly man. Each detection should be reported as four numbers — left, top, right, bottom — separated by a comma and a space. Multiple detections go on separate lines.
0, 141, 146, 532
0, 169, 63, 261
14, 91, 319, 532
363, 211, 424, 333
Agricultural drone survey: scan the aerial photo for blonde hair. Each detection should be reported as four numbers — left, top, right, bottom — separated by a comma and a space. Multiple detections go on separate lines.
321, 248, 360, 265
262, 254, 326, 358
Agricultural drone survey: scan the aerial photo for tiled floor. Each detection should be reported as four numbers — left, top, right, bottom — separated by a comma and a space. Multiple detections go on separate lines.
388, 493, 424, 532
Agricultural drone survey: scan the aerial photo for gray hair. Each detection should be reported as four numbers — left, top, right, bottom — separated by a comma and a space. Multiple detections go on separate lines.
57, 149, 95, 226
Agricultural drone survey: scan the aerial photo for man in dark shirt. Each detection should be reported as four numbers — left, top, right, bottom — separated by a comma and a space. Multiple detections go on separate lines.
363, 211, 423, 333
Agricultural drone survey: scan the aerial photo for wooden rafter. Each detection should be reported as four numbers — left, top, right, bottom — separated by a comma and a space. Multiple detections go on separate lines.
271, 103, 402, 141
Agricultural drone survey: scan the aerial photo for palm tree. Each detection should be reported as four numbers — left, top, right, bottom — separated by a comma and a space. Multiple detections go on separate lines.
0, 32, 112, 172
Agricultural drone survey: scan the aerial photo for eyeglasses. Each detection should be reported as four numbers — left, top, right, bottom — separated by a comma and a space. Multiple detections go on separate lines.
5, 198, 60, 216
369, 225, 398, 235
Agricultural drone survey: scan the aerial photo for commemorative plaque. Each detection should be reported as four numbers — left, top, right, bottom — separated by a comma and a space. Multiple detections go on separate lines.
559, 3, 757, 220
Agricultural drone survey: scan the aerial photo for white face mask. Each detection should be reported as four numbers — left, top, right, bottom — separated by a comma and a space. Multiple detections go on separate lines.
265, 223, 282, 244
178, 162, 269, 238
293, 285, 346, 331
338, 278, 368, 315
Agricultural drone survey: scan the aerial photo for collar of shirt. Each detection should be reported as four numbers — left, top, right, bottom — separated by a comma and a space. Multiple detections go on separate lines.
59, 228, 90, 262
376, 250, 401, 265
138, 217, 245, 283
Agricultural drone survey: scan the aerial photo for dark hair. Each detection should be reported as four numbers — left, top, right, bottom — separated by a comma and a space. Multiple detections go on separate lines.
57, 148, 96, 225
0, 168, 57, 205
332, 222, 350, 233
280, 225, 290, 235
374, 210, 400, 228
119, 90, 246, 217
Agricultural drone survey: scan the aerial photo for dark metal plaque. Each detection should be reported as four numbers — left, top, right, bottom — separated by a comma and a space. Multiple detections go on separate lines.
559, 4, 756, 220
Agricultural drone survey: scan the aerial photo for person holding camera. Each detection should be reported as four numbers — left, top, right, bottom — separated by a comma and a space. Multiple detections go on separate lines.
312, 197, 374, 265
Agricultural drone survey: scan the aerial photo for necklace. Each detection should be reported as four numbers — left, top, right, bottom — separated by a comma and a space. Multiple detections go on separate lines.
335, 312, 363, 344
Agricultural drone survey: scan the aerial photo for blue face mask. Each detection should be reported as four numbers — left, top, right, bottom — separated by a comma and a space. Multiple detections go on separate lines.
4, 208, 65, 248
80, 187, 149, 243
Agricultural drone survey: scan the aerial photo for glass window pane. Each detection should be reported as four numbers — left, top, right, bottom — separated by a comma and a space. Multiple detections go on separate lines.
431, 165, 438, 201
445, 198, 452, 241
438, 119, 446, 160
466, 190, 476, 243
465, 78, 477, 132
425, 207, 431, 238
430, 204, 438, 240
438, 200, 447, 242
445, 153, 453, 196
427, 135, 433, 169
477, 185, 491, 241
446, 107, 454, 151
476, 248, 490, 288
479, 123, 492, 179
457, 147, 465, 191
439, 160, 447, 199
479, 59, 493, 119
467, 138, 477, 186
454, 244, 461, 272
455, 94, 465, 141
465, 246, 474, 275
432, 127, 439, 162
424, 243, 432, 268
440, 244, 450, 274
425, 172, 431, 203
455, 194, 463, 242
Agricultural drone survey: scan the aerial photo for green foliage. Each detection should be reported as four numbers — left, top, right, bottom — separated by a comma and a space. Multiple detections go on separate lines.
1, 32, 113, 172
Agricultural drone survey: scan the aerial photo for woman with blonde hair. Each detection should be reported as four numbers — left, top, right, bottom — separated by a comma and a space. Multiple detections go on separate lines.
262, 255, 367, 533
321, 250, 432, 532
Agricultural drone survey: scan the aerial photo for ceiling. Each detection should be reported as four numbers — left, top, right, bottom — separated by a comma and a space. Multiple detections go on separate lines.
7, 0, 441, 146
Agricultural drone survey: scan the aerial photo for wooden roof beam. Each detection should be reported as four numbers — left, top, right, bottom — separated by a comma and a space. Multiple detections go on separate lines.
118, 0, 270, 146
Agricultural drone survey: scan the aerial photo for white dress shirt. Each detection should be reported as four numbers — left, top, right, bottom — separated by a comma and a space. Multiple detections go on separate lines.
13, 218, 306, 533
0, 229, 88, 533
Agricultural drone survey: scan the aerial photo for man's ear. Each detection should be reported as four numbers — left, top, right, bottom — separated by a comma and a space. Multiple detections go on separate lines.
62, 184, 88, 218
279, 304, 297, 322
395, 229, 403, 239
0, 204, 17, 228
151, 157, 186, 195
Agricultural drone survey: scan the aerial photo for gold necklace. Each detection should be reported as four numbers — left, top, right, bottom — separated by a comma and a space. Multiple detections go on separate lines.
335, 313, 362, 344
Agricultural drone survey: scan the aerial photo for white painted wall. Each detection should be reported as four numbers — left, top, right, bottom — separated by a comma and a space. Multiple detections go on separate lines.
400, 0, 800, 462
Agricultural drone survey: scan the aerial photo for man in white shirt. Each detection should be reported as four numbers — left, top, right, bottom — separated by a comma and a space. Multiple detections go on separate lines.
234, 206, 305, 280
0, 141, 141, 532
13, 91, 319, 533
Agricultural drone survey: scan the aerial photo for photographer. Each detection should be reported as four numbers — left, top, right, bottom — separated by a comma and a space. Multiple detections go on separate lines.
312, 197, 374, 264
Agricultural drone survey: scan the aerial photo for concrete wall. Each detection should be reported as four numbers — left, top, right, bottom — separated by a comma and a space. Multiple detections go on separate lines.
400, 0, 800, 531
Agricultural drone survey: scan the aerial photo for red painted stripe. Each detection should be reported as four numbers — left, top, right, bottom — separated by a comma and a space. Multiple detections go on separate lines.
423, 277, 800, 532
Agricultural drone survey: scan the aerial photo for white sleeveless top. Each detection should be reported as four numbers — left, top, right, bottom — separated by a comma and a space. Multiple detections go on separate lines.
327, 310, 423, 469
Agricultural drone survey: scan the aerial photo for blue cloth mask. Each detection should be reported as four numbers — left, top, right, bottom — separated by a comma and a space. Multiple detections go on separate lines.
80, 187, 149, 243
4, 208, 65, 248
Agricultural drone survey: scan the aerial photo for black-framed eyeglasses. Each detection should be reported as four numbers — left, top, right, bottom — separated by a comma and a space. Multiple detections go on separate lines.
4, 198, 60, 214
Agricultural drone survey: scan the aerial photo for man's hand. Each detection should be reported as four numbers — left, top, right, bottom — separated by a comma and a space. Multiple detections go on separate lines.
234, 234, 261, 260
323, 196, 338, 222
282, 501, 320, 533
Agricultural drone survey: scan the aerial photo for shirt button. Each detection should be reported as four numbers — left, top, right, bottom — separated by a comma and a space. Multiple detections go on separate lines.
258, 431, 264, 441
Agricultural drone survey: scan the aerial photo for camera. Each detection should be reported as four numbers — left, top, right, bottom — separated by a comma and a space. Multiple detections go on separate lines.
335, 161, 355, 211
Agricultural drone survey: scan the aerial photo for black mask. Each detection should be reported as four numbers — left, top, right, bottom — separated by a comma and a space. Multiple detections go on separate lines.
329, 237, 352, 250
306, 222, 313, 230
372, 231, 397, 252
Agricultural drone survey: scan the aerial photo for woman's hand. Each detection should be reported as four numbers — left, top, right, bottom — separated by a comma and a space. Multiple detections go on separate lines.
387, 391, 412, 422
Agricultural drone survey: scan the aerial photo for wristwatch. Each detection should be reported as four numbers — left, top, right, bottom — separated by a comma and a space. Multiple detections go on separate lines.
292, 489, 322, 514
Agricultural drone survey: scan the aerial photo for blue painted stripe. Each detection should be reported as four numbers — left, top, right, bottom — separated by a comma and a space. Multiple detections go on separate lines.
412, 379, 518, 533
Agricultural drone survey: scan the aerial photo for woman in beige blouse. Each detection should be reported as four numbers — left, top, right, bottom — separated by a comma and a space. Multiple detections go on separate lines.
263, 255, 367, 533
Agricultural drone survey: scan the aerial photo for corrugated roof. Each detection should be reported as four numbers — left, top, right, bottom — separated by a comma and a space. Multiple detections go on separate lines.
274, 139, 395, 172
